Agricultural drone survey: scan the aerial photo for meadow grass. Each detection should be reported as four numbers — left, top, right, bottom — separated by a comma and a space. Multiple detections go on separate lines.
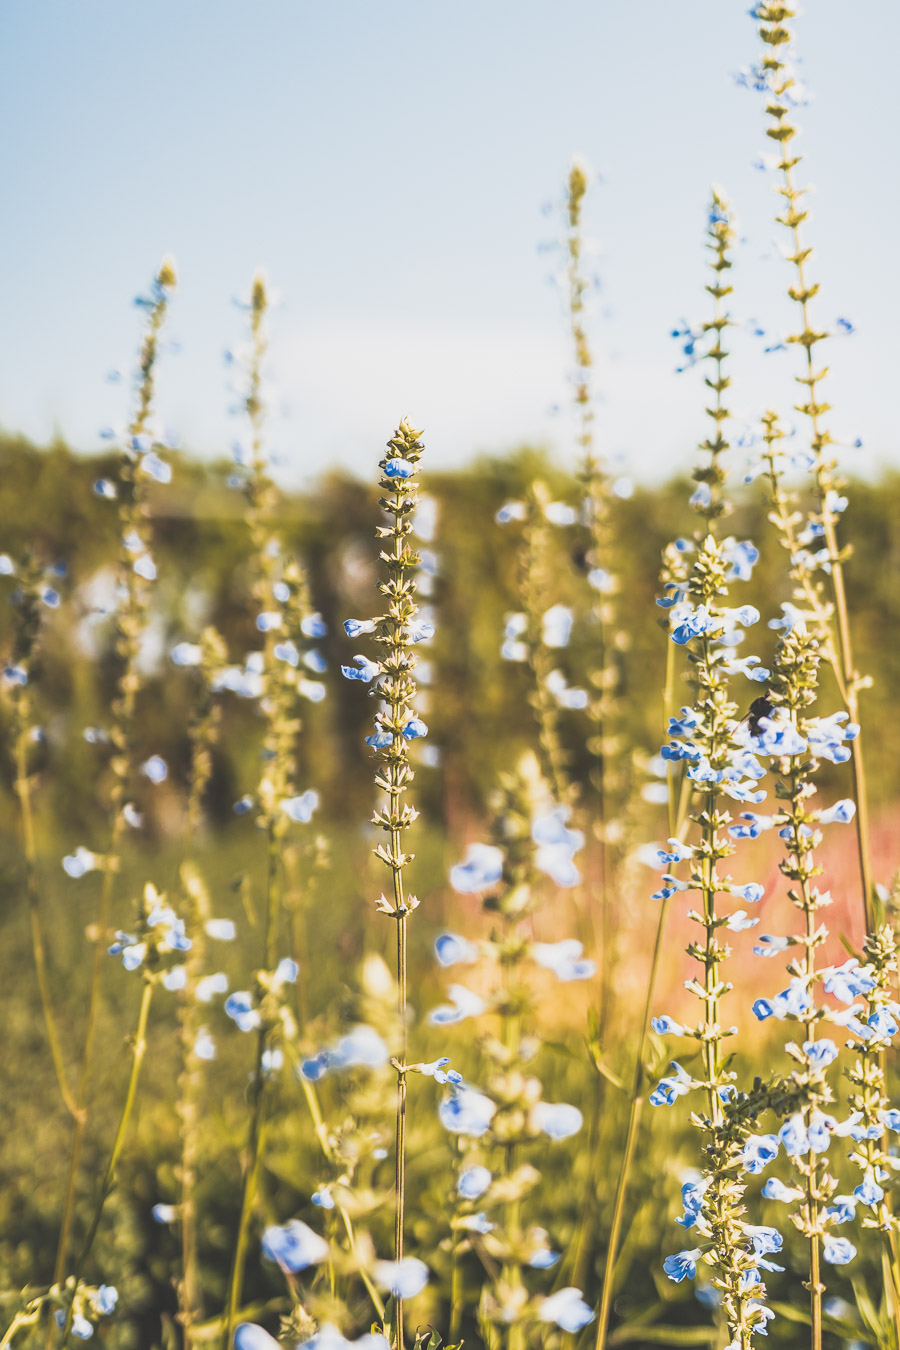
2, 6, 900, 1350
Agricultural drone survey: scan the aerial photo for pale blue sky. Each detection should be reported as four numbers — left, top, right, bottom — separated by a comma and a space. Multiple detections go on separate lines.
1, 1, 897, 483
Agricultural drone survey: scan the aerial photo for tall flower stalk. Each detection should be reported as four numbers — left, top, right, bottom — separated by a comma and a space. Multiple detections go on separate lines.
173, 626, 228, 1334
595, 190, 750, 1350
755, 629, 835, 1349
53, 257, 177, 1289
562, 160, 626, 1038
652, 534, 772, 1349
737, 621, 877, 1350
748, 2, 872, 925
222, 274, 322, 1347
2, 557, 77, 1118
436, 753, 592, 1348
342, 418, 426, 1350
499, 483, 578, 808
846, 923, 900, 1333
55, 883, 192, 1347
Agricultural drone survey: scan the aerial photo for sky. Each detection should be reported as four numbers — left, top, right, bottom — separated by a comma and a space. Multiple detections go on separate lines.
1, 1, 898, 485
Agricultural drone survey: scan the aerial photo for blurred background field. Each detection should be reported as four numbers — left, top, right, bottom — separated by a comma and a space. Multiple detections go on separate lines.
2, 431, 899, 1346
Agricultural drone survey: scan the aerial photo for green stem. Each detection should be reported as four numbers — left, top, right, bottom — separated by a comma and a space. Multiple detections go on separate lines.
53, 818, 124, 1289
808, 1233, 822, 1350
593, 889, 676, 1348
15, 724, 79, 1119
594, 632, 684, 1350
1, 1307, 42, 1350
223, 1104, 267, 1350
774, 133, 872, 929
294, 1072, 385, 1321
60, 979, 155, 1349
449, 1243, 463, 1344
393, 852, 408, 1350
223, 823, 280, 1350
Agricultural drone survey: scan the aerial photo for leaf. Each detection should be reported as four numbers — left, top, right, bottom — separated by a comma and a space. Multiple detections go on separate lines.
852, 1277, 885, 1340
766, 1300, 810, 1326
839, 931, 863, 960
768, 1298, 870, 1342
412, 1327, 444, 1350
592, 1058, 626, 1091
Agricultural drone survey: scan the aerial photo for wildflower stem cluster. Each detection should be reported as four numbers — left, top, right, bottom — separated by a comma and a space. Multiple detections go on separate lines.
353, 418, 426, 1350
755, 2, 872, 924
54, 257, 177, 1290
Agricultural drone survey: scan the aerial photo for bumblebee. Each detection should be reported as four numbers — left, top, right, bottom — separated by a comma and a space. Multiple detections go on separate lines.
746, 693, 774, 738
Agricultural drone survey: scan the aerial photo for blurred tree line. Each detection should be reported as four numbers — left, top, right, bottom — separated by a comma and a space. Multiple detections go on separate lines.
1, 432, 899, 852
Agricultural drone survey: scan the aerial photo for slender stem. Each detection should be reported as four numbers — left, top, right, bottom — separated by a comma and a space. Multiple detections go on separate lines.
177, 866, 210, 1338
293, 1070, 386, 1321
763, 50, 873, 925
521, 488, 574, 807
53, 821, 124, 1289
591, 841, 687, 1350
60, 979, 155, 1349
594, 630, 683, 1350
223, 824, 280, 1350
1, 1308, 41, 1350
392, 844, 408, 1350
15, 725, 79, 1118
449, 1244, 463, 1344
592, 1063, 645, 1350
52, 264, 173, 1294
808, 1235, 822, 1350
223, 1105, 267, 1350
886, 1228, 900, 1350
361, 420, 424, 1348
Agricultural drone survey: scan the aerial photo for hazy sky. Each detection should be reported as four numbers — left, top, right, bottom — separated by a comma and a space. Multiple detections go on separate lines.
1, 1, 897, 484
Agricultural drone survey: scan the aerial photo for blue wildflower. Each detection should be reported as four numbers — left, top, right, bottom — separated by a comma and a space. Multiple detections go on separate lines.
823, 959, 876, 1003
531, 939, 595, 981
224, 992, 261, 1033
819, 799, 856, 826
676, 1179, 706, 1228
854, 1176, 885, 1208
343, 618, 376, 637
663, 1249, 701, 1282
762, 1177, 803, 1202
740, 1134, 780, 1174
532, 807, 583, 887
649, 1061, 692, 1106
458, 1166, 491, 1200
261, 1219, 329, 1272
439, 1085, 496, 1136
532, 1102, 583, 1140
868, 1007, 899, 1038
671, 604, 714, 645
301, 612, 327, 638
449, 842, 504, 894
802, 1039, 838, 1067
731, 881, 764, 904
141, 755, 168, 784
542, 604, 573, 648
429, 984, 486, 1025
823, 1236, 857, 1266
779, 1114, 809, 1156
723, 538, 759, 581
434, 932, 478, 966
341, 655, 381, 683
538, 1288, 594, 1332
382, 458, 416, 480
